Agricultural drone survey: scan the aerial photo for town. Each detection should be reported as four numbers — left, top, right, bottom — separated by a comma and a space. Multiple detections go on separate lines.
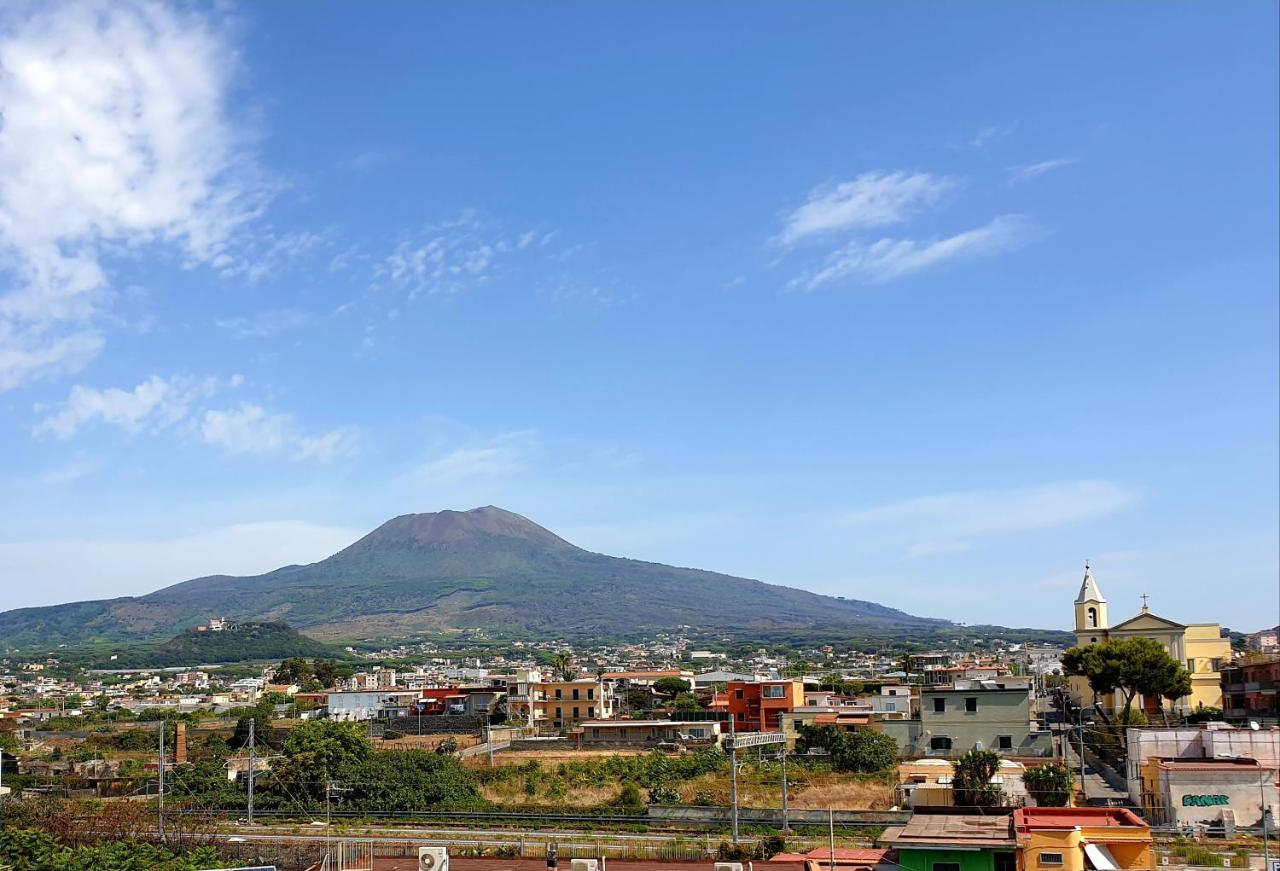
1, 571, 1276, 871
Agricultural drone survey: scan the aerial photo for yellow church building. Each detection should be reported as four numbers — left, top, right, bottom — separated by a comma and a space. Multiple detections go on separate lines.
1070, 565, 1230, 715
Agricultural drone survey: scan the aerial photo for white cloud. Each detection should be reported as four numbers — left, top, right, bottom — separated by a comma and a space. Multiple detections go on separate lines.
1007, 157, 1078, 184
415, 430, 537, 483
777, 171, 955, 245
378, 213, 502, 298
968, 123, 1017, 149
198, 402, 357, 463
34, 373, 230, 440
216, 308, 311, 339
792, 214, 1034, 288
0, 520, 364, 609
0, 1, 266, 391
840, 480, 1137, 551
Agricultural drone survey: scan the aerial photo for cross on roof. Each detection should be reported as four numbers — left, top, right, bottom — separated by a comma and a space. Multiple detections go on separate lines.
1140, 593, 1150, 609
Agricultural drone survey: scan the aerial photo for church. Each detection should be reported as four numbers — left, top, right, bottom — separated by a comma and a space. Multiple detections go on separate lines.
1070, 565, 1231, 715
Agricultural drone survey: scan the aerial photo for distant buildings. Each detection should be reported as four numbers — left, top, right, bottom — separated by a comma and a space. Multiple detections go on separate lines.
1221, 654, 1280, 720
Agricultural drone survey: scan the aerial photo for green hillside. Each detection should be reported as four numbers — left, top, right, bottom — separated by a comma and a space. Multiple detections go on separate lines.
99, 621, 338, 667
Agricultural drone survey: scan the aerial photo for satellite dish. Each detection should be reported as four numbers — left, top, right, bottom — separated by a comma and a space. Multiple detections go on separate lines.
1249, 721, 1261, 731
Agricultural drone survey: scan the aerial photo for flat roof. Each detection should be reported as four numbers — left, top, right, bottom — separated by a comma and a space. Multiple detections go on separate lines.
580, 719, 714, 728
1015, 807, 1149, 831
881, 813, 1015, 848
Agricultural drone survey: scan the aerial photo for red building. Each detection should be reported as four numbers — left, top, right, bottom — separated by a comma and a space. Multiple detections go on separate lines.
725, 679, 804, 732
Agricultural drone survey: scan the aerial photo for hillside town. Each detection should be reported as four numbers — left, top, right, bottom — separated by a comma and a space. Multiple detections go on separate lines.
1, 570, 1276, 870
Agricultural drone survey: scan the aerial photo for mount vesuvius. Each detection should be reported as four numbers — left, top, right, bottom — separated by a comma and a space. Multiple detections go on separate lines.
0, 506, 946, 650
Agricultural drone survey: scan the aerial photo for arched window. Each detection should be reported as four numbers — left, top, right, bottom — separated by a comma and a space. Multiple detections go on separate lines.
1087, 607, 1097, 628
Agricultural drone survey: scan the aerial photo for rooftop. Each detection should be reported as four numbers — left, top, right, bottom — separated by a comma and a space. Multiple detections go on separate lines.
881, 814, 1015, 848
1015, 807, 1149, 832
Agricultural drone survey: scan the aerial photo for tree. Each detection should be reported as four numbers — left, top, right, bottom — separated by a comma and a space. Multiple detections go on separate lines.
273, 657, 311, 685
673, 692, 701, 712
653, 677, 692, 697
1062, 637, 1193, 726
1023, 762, 1074, 806
952, 749, 1004, 807
549, 652, 577, 681
795, 724, 897, 773
311, 658, 339, 688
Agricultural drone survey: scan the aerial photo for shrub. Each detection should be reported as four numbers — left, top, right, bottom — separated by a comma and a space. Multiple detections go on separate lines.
647, 784, 679, 805
618, 783, 643, 807
383, 729, 405, 740
1023, 762, 1074, 806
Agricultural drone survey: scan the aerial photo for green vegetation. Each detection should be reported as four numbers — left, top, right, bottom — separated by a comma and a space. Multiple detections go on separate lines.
1022, 762, 1074, 806
1062, 637, 1192, 726
0, 828, 231, 870
170, 719, 481, 812
951, 749, 1004, 807
110, 622, 338, 667
794, 724, 898, 773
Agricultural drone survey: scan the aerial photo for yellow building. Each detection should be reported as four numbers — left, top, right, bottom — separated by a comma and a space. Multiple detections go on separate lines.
1014, 807, 1153, 871
507, 671, 613, 728
1070, 566, 1229, 715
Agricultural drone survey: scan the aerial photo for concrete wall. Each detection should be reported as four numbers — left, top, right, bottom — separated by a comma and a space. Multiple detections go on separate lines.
1124, 727, 1280, 803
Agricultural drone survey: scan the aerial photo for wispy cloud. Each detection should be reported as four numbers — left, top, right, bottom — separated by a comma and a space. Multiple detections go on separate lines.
840, 480, 1137, 557
216, 308, 311, 339
777, 171, 956, 245
791, 214, 1034, 289
1007, 157, 1078, 184
198, 403, 358, 463
968, 122, 1017, 149
0, 1, 269, 391
33, 373, 239, 440
415, 430, 538, 483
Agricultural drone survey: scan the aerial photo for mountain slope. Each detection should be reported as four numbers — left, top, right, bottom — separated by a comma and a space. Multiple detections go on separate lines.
0, 506, 945, 650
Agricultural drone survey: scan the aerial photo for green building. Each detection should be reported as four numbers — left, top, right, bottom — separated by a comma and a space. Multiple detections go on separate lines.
881, 812, 1017, 871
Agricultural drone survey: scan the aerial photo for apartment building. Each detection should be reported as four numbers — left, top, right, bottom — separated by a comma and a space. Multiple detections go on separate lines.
880, 682, 1052, 758
726, 679, 804, 732
506, 671, 613, 728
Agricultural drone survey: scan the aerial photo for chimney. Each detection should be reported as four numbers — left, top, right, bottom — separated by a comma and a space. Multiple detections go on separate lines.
174, 721, 187, 765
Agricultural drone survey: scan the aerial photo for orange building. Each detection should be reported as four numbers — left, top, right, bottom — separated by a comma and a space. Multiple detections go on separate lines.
726, 679, 804, 732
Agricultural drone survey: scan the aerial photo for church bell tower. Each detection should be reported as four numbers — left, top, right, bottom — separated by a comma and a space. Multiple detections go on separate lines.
1073, 563, 1108, 646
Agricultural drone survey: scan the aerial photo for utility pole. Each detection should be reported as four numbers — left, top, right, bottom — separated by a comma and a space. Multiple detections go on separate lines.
486, 710, 495, 767
157, 719, 166, 841
1261, 771, 1272, 869
779, 747, 790, 834
247, 718, 255, 826
828, 807, 836, 871
729, 718, 739, 844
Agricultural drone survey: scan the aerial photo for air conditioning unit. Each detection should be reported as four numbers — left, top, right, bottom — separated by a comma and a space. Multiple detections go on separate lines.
572, 861, 599, 871
419, 846, 449, 871
715, 863, 744, 871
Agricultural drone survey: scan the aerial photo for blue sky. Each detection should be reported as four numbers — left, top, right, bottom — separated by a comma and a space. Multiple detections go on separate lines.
0, 1, 1276, 633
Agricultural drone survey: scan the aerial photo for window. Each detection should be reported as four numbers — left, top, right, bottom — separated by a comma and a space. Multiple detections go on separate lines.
930, 735, 952, 751
934, 862, 962, 871
763, 685, 786, 698
965, 697, 977, 712
1039, 853, 1064, 866
735, 689, 744, 699
998, 735, 1013, 750
933, 697, 946, 713
572, 688, 580, 700
555, 707, 562, 719
1087, 606, 1097, 628
996, 853, 1016, 871
555, 689, 563, 699
885, 702, 897, 712
794, 720, 804, 731
588, 688, 594, 700
573, 707, 580, 719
